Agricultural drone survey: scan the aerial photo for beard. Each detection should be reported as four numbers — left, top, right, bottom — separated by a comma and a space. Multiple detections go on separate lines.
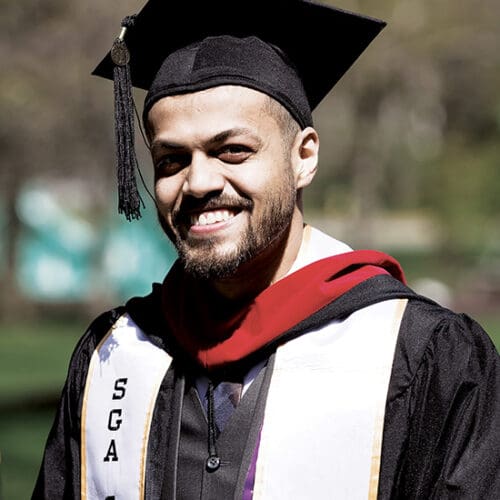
158, 173, 296, 280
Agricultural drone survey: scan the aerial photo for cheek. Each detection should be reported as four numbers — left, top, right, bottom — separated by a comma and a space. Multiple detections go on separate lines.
228, 176, 269, 205
154, 177, 182, 215
247, 164, 295, 202
230, 156, 290, 198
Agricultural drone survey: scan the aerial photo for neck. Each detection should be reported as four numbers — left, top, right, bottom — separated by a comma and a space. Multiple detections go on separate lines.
210, 210, 305, 303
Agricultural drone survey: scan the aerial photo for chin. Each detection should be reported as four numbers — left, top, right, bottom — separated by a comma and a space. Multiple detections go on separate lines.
179, 243, 249, 280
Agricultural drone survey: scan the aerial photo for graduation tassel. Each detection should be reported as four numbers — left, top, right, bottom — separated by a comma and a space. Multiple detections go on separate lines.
111, 15, 144, 221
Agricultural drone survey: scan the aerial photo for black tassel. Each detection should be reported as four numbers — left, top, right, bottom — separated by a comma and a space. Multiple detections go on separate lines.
111, 15, 144, 221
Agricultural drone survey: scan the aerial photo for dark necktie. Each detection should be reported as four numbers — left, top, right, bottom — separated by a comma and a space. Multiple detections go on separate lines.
208, 380, 243, 432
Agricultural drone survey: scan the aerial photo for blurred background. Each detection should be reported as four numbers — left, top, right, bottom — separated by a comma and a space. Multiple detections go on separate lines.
1, 0, 499, 497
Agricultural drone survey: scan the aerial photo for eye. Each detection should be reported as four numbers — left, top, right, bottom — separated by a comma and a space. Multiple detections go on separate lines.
154, 153, 190, 175
216, 144, 253, 164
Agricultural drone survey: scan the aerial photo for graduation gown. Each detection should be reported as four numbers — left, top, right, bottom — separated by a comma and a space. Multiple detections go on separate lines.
32, 271, 500, 499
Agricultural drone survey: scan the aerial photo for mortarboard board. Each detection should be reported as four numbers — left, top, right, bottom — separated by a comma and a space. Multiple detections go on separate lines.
93, 0, 386, 220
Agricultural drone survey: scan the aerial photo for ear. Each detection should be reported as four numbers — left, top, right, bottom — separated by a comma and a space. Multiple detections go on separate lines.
293, 127, 319, 189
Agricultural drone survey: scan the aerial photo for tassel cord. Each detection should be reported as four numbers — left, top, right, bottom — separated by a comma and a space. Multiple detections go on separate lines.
205, 381, 221, 472
112, 14, 145, 221
133, 101, 157, 208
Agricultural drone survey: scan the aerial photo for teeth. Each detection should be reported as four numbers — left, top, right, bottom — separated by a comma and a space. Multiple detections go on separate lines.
191, 210, 235, 226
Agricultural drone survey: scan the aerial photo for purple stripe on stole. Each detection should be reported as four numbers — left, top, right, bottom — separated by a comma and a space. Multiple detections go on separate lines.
242, 432, 262, 500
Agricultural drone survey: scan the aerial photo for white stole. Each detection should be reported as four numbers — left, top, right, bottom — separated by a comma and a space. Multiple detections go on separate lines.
253, 298, 407, 499
80, 314, 171, 500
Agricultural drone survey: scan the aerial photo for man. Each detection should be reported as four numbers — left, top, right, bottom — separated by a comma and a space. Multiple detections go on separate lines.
34, 0, 500, 498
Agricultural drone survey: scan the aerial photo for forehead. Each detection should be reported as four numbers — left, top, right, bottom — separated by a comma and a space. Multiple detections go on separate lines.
147, 85, 279, 137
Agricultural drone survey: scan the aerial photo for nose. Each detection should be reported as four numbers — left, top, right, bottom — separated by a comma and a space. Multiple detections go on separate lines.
182, 152, 225, 198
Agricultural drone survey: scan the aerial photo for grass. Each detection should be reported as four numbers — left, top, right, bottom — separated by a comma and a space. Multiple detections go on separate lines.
0, 322, 83, 400
0, 321, 84, 500
478, 315, 500, 349
0, 316, 499, 499
0, 409, 56, 499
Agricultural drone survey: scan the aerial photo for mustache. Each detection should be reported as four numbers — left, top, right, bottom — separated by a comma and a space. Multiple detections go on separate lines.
172, 194, 253, 226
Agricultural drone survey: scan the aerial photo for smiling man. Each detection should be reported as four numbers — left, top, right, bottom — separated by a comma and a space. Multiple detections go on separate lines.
149, 85, 315, 292
33, 1, 500, 499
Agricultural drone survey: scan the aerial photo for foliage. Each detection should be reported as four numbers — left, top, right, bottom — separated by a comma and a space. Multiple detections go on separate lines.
305, 0, 500, 253
2, 0, 499, 250
0, 0, 498, 282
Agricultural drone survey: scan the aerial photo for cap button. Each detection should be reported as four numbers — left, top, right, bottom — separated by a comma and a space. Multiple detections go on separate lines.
206, 455, 221, 472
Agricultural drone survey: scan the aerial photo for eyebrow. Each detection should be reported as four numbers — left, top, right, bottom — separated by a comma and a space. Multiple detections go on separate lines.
209, 127, 262, 145
150, 139, 185, 153
150, 127, 262, 153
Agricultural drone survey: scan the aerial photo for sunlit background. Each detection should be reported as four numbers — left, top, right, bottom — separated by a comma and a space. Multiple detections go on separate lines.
1, 0, 499, 497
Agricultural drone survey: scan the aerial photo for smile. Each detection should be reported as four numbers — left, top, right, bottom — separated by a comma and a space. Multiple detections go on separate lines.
189, 209, 238, 227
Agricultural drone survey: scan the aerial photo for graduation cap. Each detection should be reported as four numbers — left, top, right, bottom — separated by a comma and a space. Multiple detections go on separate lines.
93, 0, 386, 220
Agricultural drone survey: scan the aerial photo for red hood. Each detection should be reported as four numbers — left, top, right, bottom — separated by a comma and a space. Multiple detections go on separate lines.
162, 250, 405, 370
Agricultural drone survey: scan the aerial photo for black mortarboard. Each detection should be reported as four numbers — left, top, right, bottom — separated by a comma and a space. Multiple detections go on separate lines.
93, 0, 386, 220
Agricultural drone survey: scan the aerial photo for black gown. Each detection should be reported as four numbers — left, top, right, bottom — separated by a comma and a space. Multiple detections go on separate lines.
32, 276, 500, 499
